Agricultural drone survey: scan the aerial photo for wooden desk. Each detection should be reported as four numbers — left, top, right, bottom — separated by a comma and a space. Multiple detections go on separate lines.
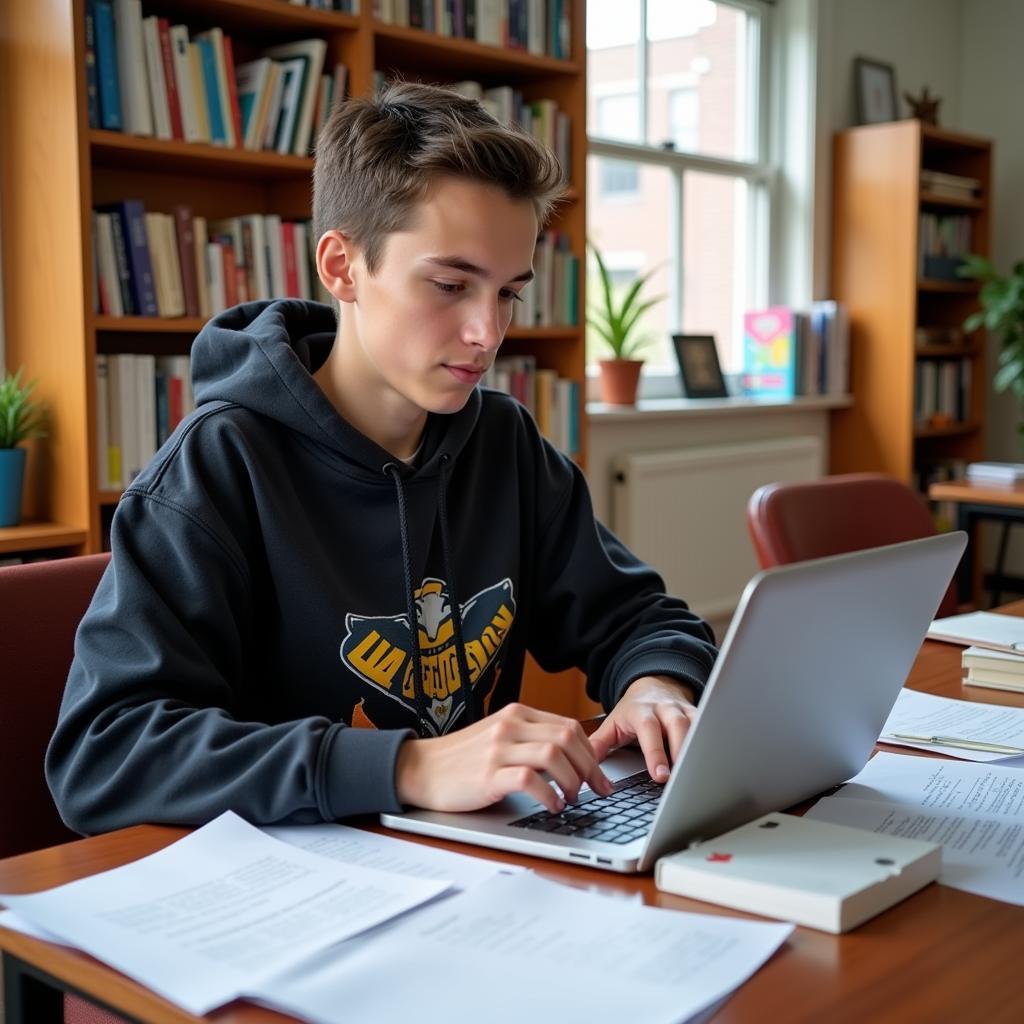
929, 479, 1024, 605
4, 617, 1024, 1024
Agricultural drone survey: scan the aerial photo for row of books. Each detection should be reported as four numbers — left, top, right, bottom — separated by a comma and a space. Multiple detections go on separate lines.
445, 80, 571, 175
373, 0, 572, 59
914, 358, 972, 428
287, 1, 360, 10
918, 213, 973, 282
481, 356, 580, 455
920, 169, 982, 200
92, 202, 325, 320
741, 302, 849, 399
86, 1, 339, 156
95, 353, 194, 490
511, 231, 578, 329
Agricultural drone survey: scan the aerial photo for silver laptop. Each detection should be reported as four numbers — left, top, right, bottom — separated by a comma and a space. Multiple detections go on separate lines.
382, 532, 966, 873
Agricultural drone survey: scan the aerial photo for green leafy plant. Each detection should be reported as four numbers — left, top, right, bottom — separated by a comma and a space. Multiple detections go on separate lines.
960, 255, 1024, 441
587, 242, 665, 361
0, 368, 47, 449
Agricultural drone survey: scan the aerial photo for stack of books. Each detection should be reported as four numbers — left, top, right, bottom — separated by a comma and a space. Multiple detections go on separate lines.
920, 169, 982, 200
86, 2, 343, 156
965, 462, 1024, 485
962, 646, 1024, 694
914, 357, 972, 428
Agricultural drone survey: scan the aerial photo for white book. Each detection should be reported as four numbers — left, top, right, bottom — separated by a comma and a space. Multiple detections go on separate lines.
114, 354, 141, 483
169, 25, 201, 143
95, 354, 111, 490
191, 216, 211, 319
927, 610, 1024, 653
263, 214, 286, 297
236, 58, 274, 150
135, 353, 158, 470
262, 39, 327, 156
205, 241, 226, 314
239, 214, 270, 300
293, 222, 311, 299
159, 213, 185, 318
141, 16, 172, 140
114, 0, 153, 136
655, 812, 941, 934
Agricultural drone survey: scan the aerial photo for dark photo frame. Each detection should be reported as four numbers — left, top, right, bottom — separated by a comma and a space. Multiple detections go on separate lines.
854, 57, 898, 125
672, 334, 728, 399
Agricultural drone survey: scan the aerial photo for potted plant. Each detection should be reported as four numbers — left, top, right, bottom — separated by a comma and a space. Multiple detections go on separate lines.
959, 255, 1024, 445
587, 242, 664, 405
0, 368, 47, 527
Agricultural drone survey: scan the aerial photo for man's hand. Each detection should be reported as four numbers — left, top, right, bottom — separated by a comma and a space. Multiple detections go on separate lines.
395, 702, 615, 813
588, 675, 698, 783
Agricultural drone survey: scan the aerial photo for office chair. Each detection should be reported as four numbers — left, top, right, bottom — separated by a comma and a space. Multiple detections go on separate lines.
0, 552, 110, 860
746, 473, 959, 619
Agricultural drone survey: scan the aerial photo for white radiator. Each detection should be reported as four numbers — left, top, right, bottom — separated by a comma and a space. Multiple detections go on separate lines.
611, 436, 823, 620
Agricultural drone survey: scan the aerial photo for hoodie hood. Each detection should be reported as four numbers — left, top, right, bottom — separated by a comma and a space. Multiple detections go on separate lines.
190, 298, 482, 479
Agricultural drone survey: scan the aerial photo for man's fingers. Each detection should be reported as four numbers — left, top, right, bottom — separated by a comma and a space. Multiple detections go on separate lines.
633, 714, 671, 783
492, 766, 564, 813
658, 704, 694, 762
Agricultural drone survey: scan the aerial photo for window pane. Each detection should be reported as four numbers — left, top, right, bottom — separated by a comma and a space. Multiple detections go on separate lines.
587, 156, 674, 370
647, 0, 755, 160
681, 171, 750, 373
587, 0, 641, 142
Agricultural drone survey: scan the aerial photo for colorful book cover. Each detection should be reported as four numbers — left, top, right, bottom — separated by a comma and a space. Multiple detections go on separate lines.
742, 307, 798, 398
94, 0, 123, 131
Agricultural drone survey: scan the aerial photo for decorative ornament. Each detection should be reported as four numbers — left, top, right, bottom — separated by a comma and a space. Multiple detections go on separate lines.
904, 86, 941, 125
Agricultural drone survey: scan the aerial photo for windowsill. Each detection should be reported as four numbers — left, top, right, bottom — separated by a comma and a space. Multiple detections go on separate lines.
587, 393, 852, 422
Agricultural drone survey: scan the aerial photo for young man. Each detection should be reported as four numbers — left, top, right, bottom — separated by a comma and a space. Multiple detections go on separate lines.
47, 83, 717, 835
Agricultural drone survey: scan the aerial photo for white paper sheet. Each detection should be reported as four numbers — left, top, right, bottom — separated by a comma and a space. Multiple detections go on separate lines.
806, 752, 1024, 905
264, 823, 521, 890
249, 872, 793, 1024
0, 812, 451, 1014
880, 688, 1024, 761
927, 611, 1024, 652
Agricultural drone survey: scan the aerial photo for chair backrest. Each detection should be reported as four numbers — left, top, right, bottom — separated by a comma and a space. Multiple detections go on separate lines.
746, 473, 959, 619
0, 552, 110, 859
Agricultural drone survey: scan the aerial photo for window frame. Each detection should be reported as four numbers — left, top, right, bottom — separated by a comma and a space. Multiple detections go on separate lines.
586, 0, 777, 396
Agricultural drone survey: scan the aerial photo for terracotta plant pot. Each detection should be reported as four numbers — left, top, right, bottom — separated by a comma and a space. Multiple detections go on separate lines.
597, 359, 644, 405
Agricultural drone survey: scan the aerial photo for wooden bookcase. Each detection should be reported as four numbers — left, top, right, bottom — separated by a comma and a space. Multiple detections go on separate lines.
829, 120, 992, 490
1, 0, 594, 715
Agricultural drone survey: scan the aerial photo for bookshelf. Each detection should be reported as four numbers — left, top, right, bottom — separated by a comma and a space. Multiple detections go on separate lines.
1, 0, 593, 715
829, 120, 992, 494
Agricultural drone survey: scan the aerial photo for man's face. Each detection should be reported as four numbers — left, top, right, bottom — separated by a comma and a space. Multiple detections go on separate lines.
341, 176, 540, 416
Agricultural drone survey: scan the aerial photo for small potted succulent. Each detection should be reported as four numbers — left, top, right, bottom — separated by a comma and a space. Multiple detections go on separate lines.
0, 368, 47, 527
587, 242, 664, 405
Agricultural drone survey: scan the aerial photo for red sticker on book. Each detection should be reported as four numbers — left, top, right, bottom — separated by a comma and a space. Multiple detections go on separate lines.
706, 852, 732, 863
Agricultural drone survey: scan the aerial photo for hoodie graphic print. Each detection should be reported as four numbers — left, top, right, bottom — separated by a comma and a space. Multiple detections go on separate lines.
46, 299, 717, 835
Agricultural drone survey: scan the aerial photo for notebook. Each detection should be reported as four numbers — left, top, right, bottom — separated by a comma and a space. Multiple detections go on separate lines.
381, 532, 967, 873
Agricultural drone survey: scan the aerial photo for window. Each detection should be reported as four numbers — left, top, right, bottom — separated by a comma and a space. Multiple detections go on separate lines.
586, 0, 772, 380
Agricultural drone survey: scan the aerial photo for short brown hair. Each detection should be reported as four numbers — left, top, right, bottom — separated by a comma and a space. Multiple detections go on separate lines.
313, 80, 566, 273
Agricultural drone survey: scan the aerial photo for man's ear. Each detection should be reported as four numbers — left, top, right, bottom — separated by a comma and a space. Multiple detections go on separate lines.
316, 230, 359, 304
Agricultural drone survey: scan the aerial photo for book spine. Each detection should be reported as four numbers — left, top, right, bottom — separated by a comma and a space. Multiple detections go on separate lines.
84, 0, 101, 129
118, 200, 159, 317
105, 208, 137, 315
196, 36, 227, 144
157, 19, 183, 140
94, 0, 123, 131
169, 25, 198, 143
221, 34, 244, 150
173, 205, 200, 318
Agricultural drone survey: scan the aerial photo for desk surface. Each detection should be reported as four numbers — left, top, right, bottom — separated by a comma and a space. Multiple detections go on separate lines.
3, 612, 1024, 1024
929, 478, 1024, 508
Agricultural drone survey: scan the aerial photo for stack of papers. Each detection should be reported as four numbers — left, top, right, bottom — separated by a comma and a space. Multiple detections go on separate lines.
0, 812, 793, 1023
965, 461, 1024, 485
806, 752, 1024, 907
927, 611, 1024, 654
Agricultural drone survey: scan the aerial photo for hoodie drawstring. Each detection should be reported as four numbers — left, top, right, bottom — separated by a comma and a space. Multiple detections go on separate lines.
384, 457, 475, 735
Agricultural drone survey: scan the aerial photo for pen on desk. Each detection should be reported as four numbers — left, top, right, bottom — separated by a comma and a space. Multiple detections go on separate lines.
883, 733, 1024, 755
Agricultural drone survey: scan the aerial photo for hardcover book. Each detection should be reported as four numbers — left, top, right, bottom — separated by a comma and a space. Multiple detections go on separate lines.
656, 813, 941, 933
742, 307, 797, 398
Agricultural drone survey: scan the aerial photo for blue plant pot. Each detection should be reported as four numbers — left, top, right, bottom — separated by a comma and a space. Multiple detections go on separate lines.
0, 447, 27, 527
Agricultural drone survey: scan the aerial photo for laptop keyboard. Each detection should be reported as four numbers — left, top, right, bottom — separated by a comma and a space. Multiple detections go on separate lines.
509, 771, 660, 845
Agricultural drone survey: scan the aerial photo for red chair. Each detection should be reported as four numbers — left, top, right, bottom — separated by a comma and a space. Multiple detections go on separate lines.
746, 473, 959, 619
0, 553, 110, 859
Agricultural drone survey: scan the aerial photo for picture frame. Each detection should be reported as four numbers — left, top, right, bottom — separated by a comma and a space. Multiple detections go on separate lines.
672, 334, 729, 399
854, 57, 899, 125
